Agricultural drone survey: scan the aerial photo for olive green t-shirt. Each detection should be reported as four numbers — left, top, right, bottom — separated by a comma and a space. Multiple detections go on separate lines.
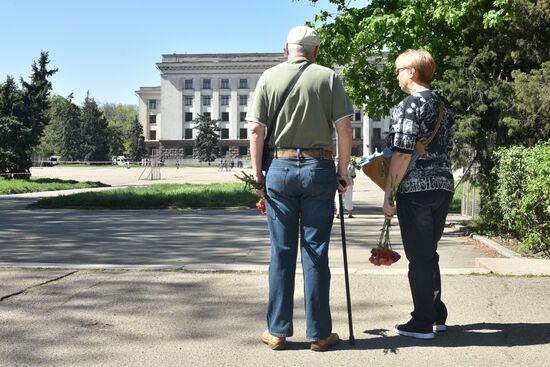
246, 57, 353, 150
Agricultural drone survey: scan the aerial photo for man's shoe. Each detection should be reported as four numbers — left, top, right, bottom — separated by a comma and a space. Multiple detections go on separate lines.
261, 330, 287, 350
310, 333, 340, 352
347, 214, 354, 218
395, 321, 435, 340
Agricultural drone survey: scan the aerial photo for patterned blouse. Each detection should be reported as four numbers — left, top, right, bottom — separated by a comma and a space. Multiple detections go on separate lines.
388, 90, 455, 194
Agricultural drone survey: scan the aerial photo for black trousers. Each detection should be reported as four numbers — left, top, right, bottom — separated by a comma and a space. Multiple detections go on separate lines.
396, 189, 453, 327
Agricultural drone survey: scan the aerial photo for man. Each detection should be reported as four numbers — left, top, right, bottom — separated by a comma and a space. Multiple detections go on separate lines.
247, 25, 353, 352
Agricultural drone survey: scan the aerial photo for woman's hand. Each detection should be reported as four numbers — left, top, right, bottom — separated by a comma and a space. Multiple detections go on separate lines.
383, 197, 396, 219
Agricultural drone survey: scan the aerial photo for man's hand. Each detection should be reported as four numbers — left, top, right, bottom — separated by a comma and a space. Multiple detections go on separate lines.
255, 173, 266, 197
336, 174, 351, 193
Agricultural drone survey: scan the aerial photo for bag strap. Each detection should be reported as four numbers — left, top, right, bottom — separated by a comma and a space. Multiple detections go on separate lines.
420, 99, 445, 146
264, 61, 311, 148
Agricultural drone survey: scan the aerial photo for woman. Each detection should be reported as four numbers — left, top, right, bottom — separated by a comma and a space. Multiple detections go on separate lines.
384, 49, 454, 339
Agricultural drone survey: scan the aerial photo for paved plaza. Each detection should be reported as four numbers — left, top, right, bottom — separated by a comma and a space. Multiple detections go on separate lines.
0, 166, 549, 366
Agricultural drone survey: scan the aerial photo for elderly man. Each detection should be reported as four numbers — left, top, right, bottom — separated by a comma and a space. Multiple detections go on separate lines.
247, 25, 353, 351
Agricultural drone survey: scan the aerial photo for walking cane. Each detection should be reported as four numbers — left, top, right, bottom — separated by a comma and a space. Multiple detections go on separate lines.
338, 182, 355, 346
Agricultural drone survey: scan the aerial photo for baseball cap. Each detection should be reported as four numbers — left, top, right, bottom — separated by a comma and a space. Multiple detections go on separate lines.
286, 26, 320, 47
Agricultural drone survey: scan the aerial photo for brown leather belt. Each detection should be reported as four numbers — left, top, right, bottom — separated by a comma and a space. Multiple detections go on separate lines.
270, 148, 333, 160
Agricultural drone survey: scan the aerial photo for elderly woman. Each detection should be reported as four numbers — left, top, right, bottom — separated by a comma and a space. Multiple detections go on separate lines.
384, 49, 455, 339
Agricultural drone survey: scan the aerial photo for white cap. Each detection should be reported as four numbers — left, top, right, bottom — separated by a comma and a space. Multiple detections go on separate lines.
286, 25, 320, 47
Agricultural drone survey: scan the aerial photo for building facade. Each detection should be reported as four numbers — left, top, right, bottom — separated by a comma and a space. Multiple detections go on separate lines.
136, 53, 387, 160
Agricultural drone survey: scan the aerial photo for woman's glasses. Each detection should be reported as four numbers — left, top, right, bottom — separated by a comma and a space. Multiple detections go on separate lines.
395, 67, 410, 76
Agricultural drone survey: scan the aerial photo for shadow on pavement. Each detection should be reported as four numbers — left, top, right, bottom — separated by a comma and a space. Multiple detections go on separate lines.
343, 322, 550, 353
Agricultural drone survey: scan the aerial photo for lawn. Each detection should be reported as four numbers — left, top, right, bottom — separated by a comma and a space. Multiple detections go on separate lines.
0, 178, 109, 195
28, 183, 259, 209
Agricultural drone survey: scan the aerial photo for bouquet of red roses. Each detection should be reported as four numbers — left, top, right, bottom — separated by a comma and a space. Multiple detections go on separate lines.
235, 171, 266, 215
369, 177, 401, 266
369, 218, 401, 266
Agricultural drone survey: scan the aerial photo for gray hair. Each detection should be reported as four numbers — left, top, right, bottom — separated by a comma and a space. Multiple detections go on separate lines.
287, 43, 317, 58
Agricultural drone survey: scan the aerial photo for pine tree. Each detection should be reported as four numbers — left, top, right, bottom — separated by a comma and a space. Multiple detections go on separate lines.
128, 117, 146, 162
0, 52, 56, 177
0, 76, 25, 176
80, 92, 110, 162
193, 114, 220, 165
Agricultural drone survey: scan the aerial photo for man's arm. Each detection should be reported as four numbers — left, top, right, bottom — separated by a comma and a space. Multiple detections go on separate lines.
334, 116, 352, 192
249, 121, 266, 196
383, 151, 411, 219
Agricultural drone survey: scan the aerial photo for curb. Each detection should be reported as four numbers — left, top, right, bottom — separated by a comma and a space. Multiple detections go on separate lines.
452, 224, 521, 258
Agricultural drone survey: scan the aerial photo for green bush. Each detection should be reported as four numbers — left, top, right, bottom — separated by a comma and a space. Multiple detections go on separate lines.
493, 142, 550, 256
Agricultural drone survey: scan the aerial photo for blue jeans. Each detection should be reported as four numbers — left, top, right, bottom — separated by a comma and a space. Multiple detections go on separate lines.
264, 157, 336, 342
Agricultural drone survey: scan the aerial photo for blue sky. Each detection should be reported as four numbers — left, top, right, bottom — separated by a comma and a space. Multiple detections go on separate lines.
0, 0, 357, 105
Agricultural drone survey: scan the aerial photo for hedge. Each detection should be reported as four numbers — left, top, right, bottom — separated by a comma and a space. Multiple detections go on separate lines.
494, 142, 549, 256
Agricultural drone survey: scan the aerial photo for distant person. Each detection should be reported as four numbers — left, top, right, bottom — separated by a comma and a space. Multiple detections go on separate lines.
176, 160, 180, 169
247, 25, 353, 352
384, 49, 455, 340
334, 158, 356, 218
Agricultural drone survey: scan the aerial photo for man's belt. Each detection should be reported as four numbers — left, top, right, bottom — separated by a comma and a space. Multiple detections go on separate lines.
270, 148, 333, 160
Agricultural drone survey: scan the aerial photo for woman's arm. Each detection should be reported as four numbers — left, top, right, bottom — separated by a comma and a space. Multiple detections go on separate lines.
383, 151, 411, 219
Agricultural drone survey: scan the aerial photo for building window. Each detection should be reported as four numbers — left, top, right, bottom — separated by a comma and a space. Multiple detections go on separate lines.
202, 95, 211, 106
354, 110, 361, 121
149, 130, 156, 140
239, 146, 248, 156
202, 79, 211, 89
184, 79, 193, 89
373, 128, 381, 140
240, 112, 247, 122
149, 99, 157, 110
220, 146, 229, 156
221, 79, 229, 89
203, 112, 211, 120
185, 112, 193, 122
220, 128, 229, 139
149, 115, 157, 124
239, 95, 247, 106
184, 96, 193, 106
239, 128, 247, 139
185, 147, 193, 156
221, 112, 229, 121
221, 95, 229, 106
354, 127, 362, 139
184, 128, 193, 139
239, 79, 248, 89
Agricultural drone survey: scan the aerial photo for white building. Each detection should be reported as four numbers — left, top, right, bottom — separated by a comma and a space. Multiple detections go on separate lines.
136, 53, 388, 160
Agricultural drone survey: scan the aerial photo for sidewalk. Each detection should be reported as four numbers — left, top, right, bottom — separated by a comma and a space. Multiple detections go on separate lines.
0, 167, 549, 366
1, 269, 549, 366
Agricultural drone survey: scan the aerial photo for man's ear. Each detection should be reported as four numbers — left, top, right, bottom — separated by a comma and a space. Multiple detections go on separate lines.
284, 43, 289, 56
313, 46, 319, 61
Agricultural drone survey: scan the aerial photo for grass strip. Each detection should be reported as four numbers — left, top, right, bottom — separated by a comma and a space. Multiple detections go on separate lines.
0, 178, 108, 195
449, 183, 462, 213
28, 183, 258, 209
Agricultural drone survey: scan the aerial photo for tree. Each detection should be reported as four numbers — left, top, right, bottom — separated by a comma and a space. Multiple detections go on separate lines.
128, 117, 146, 162
101, 103, 138, 155
306, 0, 515, 117
36, 95, 71, 157
59, 96, 83, 162
0, 76, 25, 176
193, 114, 220, 165
0, 52, 56, 177
80, 92, 110, 162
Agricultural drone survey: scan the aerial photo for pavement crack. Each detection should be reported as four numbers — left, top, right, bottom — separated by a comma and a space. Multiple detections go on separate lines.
0, 270, 78, 302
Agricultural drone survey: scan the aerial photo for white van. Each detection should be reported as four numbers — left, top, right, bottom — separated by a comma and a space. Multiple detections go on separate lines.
116, 156, 128, 165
